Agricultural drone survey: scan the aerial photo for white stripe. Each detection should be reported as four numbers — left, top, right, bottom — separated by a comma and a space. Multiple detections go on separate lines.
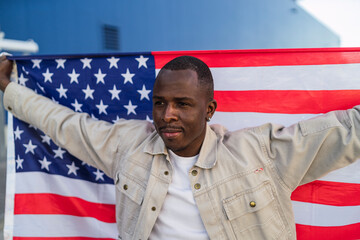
4, 114, 15, 240
292, 201, 360, 226
16, 172, 115, 204
210, 111, 318, 130
13, 214, 118, 238
211, 64, 360, 90
319, 160, 360, 184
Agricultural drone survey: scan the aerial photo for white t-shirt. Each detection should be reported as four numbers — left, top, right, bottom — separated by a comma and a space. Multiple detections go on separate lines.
149, 150, 209, 239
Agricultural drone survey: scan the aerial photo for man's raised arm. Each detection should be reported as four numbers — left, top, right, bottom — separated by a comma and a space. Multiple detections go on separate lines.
0, 55, 154, 178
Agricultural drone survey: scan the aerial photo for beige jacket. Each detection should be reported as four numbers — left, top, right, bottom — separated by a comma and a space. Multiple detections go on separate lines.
4, 82, 360, 239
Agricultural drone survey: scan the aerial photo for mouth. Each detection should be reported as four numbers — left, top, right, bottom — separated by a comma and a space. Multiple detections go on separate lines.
159, 126, 183, 139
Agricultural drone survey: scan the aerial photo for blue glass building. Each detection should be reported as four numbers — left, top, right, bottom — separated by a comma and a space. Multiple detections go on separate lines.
0, 0, 339, 55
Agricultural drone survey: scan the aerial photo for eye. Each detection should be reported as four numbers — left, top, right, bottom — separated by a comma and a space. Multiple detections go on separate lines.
178, 102, 189, 107
154, 100, 164, 106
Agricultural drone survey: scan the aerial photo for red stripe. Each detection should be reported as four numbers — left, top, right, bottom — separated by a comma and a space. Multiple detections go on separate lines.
214, 90, 360, 113
291, 180, 360, 206
296, 222, 360, 240
14, 193, 115, 223
13, 238, 115, 240
153, 48, 360, 68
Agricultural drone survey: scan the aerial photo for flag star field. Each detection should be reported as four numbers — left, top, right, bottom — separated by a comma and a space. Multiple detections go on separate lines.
13, 54, 155, 184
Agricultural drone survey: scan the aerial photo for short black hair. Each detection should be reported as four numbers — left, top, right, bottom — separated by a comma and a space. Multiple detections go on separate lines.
158, 56, 214, 100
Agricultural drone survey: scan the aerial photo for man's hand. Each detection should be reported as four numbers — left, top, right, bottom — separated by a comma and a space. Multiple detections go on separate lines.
0, 55, 13, 92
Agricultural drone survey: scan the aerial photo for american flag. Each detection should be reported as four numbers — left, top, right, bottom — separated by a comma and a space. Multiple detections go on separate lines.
5, 49, 360, 240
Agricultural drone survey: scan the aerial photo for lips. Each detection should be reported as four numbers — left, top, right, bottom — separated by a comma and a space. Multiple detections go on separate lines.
159, 126, 183, 139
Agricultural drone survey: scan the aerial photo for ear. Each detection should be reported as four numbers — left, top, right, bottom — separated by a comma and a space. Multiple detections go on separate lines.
206, 99, 217, 120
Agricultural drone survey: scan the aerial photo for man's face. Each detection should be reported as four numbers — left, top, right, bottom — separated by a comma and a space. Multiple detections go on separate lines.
152, 69, 216, 157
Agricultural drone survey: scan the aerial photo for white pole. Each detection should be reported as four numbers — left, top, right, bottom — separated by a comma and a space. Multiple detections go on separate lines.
0, 32, 39, 53
0, 39, 39, 53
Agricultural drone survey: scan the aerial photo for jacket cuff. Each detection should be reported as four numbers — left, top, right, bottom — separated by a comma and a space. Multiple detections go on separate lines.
3, 82, 29, 114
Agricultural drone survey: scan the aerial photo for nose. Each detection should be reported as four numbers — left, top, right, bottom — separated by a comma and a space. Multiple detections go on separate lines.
163, 104, 178, 122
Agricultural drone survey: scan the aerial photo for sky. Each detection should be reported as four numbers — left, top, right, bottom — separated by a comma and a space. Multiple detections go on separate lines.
298, 0, 360, 47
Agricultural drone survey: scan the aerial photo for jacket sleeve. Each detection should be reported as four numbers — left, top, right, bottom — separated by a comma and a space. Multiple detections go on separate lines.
258, 106, 360, 191
4, 82, 155, 178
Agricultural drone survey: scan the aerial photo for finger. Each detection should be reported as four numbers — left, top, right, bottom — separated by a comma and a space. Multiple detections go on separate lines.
0, 52, 12, 57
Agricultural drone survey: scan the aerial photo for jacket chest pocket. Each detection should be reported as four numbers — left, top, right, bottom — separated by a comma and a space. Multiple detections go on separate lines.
222, 182, 285, 239
115, 173, 146, 236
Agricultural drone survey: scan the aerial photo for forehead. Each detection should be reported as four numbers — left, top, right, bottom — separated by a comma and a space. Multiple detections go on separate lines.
153, 69, 201, 96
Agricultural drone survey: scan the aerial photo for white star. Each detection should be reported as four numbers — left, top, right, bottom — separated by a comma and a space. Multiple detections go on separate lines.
81, 161, 91, 167
82, 84, 95, 100
108, 85, 121, 100
91, 114, 98, 120
94, 69, 106, 84
121, 68, 135, 84
112, 115, 121, 123
137, 84, 151, 100
55, 59, 66, 69
23, 140, 37, 154
68, 69, 80, 84
41, 134, 51, 145
28, 124, 37, 130
93, 169, 105, 181
124, 100, 137, 115
80, 58, 92, 69
66, 161, 80, 176
56, 84, 68, 98
107, 56, 120, 69
53, 147, 66, 159
146, 115, 153, 122
15, 155, 24, 169
18, 73, 28, 86
52, 97, 59, 104
135, 55, 149, 68
14, 126, 24, 140
42, 68, 54, 83
21, 66, 29, 75
38, 156, 52, 171
36, 83, 45, 93
31, 59, 42, 69
96, 100, 108, 115
71, 99, 83, 112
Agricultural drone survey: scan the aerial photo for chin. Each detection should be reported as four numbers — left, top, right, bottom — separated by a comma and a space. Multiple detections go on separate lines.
166, 144, 184, 154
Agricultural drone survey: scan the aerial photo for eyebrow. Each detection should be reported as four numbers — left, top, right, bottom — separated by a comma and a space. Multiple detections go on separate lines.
152, 96, 194, 101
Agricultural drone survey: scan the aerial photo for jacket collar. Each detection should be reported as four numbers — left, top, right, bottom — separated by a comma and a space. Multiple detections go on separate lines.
144, 124, 218, 169
195, 124, 218, 169
144, 131, 167, 155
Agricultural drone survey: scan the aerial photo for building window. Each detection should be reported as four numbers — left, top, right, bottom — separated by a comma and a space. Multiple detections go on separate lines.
103, 24, 119, 50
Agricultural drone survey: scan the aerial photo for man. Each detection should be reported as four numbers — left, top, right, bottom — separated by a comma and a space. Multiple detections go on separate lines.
0, 55, 359, 240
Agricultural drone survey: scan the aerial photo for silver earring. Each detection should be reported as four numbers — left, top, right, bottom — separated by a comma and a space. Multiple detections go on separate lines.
207, 117, 211, 122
